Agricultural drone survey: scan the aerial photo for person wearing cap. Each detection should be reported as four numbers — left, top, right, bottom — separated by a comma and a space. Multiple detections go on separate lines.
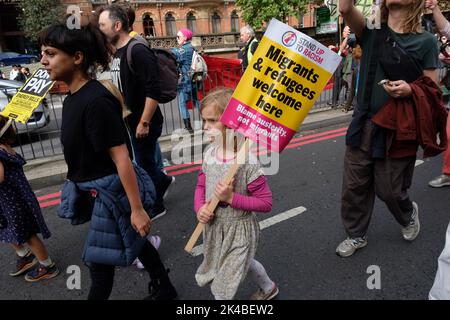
171, 28, 200, 133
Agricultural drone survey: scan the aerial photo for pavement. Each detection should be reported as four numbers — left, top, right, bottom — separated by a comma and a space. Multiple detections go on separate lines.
24, 107, 353, 190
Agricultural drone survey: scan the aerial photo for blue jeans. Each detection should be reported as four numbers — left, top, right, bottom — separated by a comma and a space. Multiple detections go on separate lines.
178, 85, 200, 120
130, 123, 170, 210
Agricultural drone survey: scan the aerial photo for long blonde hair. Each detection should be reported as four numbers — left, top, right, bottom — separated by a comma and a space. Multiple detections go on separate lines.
200, 87, 234, 116
380, 0, 425, 33
200, 87, 243, 153
99, 80, 131, 118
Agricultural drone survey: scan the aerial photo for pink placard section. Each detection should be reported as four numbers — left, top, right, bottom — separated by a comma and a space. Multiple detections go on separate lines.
220, 97, 296, 152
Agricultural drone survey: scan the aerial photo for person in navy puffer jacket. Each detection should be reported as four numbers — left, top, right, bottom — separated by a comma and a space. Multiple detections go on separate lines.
39, 23, 177, 300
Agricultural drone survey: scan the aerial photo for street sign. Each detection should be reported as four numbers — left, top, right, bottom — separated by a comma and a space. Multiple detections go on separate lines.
316, 21, 339, 34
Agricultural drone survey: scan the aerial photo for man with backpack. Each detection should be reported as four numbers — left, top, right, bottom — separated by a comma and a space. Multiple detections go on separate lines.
98, 5, 174, 221
124, 4, 175, 193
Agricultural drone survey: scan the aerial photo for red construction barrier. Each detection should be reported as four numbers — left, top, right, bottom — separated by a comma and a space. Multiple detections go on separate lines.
203, 55, 243, 91
187, 55, 332, 109
187, 55, 243, 108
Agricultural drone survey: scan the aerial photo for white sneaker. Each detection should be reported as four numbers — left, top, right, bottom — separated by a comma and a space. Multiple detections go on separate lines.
250, 283, 279, 300
402, 201, 420, 241
148, 235, 161, 250
336, 237, 367, 257
163, 176, 175, 200
132, 258, 145, 269
428, 174, 450, 188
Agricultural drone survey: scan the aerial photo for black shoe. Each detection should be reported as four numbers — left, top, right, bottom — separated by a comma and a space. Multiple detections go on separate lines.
144, 275, 178, 300
150, 205, 167, 221
183, 118, 194, 134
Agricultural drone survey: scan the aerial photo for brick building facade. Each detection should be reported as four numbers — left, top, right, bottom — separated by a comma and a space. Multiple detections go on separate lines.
59, 0, 316, 37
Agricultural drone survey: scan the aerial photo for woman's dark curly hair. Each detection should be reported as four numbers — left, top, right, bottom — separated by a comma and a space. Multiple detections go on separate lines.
38, 23, 112, 75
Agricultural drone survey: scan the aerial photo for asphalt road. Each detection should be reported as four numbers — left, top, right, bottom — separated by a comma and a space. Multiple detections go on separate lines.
1, 122, 448, 300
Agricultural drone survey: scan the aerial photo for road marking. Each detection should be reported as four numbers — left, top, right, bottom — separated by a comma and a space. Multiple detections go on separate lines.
39, 199, 61, 208
37, 191, 61, 201
415, 160, 424, 167
37, 126, 349, 208
165, 127, 348, 173
190, 206, 307, 257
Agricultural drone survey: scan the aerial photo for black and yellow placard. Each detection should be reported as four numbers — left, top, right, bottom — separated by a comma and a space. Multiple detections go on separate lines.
0, 68, 54, 124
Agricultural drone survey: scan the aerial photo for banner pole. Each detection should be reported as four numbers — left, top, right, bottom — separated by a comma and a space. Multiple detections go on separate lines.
184, 139, 250, 254
0, 118, 13, 139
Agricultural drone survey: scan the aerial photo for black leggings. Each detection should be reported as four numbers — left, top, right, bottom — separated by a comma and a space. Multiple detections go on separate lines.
87, 241, 167, 300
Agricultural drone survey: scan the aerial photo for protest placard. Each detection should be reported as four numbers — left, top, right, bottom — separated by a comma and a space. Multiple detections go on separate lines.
220, 18, 342, 152
0, 68, 54, 124
184, 19, 341, 253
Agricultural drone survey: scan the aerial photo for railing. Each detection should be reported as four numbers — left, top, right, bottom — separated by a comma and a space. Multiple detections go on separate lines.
148, 33, 241, 51
5, 68, 448, 161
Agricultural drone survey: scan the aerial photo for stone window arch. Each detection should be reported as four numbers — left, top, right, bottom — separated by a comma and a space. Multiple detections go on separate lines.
231, 11, 239, 32
165, 12, 176, 36
212, 12, 221, 34
186, 12, 197, 33
143, 14, 155, 37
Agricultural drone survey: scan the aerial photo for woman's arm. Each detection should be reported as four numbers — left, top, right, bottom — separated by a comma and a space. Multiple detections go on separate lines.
339, 0, 366, 38
427, 0, 450, 38
109, 144, 151, 237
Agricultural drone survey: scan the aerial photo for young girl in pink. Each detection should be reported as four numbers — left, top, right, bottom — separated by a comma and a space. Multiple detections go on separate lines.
194, 88, 279, 300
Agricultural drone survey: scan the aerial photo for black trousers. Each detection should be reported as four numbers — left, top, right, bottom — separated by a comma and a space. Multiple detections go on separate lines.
341, 121, 415, 238
87, 241, 167, 300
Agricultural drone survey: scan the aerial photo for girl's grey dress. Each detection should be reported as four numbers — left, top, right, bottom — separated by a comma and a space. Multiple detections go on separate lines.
195, 146, 264, 299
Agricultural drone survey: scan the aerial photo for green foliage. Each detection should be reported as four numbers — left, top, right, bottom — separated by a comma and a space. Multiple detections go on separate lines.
236, 0, 310, 29
17, 0, 64, 41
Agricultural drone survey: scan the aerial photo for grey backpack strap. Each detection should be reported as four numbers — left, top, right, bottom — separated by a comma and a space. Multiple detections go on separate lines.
126, 40, 142, 75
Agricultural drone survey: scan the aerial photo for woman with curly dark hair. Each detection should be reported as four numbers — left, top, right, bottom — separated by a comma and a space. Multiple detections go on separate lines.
38, 23, 177, 300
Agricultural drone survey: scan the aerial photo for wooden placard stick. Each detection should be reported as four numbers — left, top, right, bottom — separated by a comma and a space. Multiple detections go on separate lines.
184, 138, 250, 253
0, 118, 13, 139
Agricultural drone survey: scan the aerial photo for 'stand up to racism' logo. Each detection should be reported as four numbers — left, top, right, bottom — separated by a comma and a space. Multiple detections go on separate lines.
281, 31, 297, 47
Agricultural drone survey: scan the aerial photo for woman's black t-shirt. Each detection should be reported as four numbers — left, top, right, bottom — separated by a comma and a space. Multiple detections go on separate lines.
61, 80, 133, 182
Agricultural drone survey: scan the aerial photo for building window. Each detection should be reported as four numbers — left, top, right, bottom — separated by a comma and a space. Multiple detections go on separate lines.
143, 14, 155, 37
187, 12, 196, 33
165, 13, 176, 36
231, 11, 239, 32
212, 12, 221, 33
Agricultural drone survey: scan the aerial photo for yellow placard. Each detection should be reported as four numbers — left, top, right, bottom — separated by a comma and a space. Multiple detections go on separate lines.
220, 19, 342, 152
234, 39, 331, 131
0, 68, 54, 124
